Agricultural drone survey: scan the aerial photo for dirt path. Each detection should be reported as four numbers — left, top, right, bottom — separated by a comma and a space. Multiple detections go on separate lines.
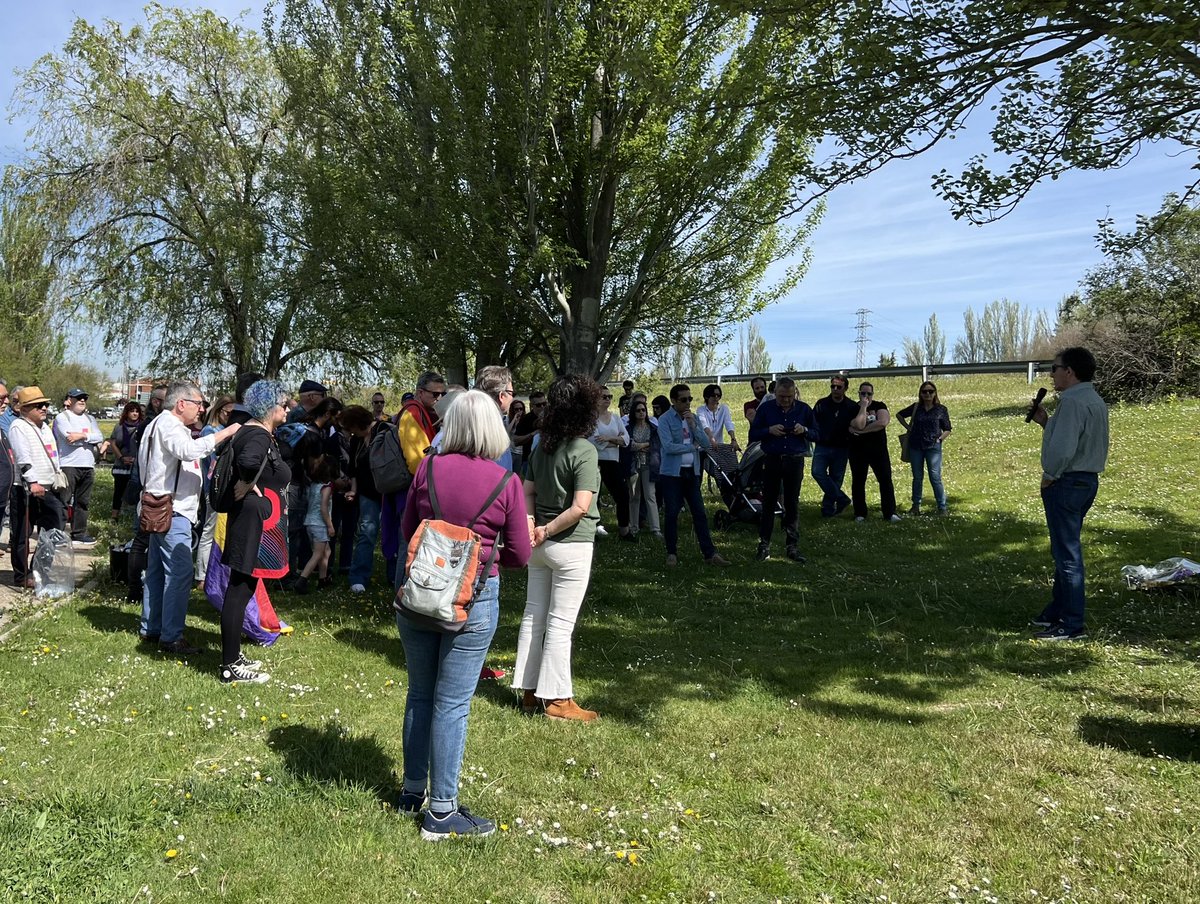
0, 543, 100, 641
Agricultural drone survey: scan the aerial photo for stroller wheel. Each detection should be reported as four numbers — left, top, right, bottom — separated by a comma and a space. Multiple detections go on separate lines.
713, 510, 730, 530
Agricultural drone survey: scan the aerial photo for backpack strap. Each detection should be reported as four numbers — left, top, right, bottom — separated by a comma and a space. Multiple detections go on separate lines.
425, 458, 513, 527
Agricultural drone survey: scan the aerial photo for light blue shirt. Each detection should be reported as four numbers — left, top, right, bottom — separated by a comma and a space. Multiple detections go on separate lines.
1041, 381, 1109, 481
656, 408, 710, 477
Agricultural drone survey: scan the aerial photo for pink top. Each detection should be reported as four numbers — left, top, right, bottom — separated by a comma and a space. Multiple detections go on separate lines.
401, 454, 532, 576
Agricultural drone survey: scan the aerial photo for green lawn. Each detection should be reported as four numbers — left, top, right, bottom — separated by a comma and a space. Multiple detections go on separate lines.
2, 375, 1198, 903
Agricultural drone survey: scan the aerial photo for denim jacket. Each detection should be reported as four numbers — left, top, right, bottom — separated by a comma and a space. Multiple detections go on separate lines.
656, 408, 710, 477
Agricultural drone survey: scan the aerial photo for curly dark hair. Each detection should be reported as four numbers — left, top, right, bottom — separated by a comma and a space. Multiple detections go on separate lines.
540, 374, 602, 453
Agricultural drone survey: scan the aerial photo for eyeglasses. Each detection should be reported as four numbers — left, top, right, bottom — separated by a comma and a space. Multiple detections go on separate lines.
30, 402, 50, 410
422, 389, 447, 398
676, 396, 692, 403
180, 398, 204, 408
920, 389, 935, 395
71, 396, 88, 403
860, 391, 873, 397
830, 383, 846, 390
501, 387, 514, 396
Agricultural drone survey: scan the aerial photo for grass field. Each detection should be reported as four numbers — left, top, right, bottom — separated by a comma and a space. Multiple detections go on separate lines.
1, 374, 1198, 903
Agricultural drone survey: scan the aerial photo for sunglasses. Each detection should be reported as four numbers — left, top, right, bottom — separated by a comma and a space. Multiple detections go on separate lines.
424, 389, 447, 398
920, 389, 935, 395
860, 391, 873, 397
1050, 363, 1067, 372
30, 402, 50, 410
676, 396, 693, 403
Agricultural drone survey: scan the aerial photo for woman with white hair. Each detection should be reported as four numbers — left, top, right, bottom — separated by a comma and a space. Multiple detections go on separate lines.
397, 389, 532, 841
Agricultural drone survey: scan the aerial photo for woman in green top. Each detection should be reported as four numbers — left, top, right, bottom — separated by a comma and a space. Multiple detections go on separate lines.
514, 374, 603, 722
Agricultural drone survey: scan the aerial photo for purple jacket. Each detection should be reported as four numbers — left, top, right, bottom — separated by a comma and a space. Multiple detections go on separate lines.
400, 453, 532, 576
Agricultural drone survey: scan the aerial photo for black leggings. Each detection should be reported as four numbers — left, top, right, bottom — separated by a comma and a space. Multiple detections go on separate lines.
221, 570, 256, 665
598, 459, 630, 530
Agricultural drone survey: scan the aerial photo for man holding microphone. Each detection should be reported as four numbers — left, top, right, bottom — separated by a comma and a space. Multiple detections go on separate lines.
1028, 347, 1109, 641
749, 376, 817, 562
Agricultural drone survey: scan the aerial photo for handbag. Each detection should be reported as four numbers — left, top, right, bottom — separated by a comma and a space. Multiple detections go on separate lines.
138, 419, 182, 534
898, 431, 911, 463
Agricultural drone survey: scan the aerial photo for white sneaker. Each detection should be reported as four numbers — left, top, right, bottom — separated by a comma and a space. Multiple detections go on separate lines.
854, 516, 866, 523
887, 514, 903, 523
595, 524, 609, 537
350, 583, 366, 594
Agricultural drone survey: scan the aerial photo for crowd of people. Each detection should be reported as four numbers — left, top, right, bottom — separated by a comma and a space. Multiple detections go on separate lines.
0, 346, 1109, 838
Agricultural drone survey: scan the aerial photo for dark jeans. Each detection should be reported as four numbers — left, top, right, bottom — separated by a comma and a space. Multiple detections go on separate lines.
1037, 472, 1099, 633
60, 466, 95, 539
759, 454, 804, 548
597, 459, 630, 530
660, 472, 716, 559
287, 482, 312, 574
849, 443, 896, 519
111, 472, 132, 514
331, 492, 358, 570
11, 487, 66, 585
811, 444, 851, 515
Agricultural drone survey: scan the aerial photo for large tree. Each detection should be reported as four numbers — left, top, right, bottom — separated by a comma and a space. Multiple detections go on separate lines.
11, 5, 391, 381
273, 0, 819, 381
0, 190, 65, 379
769, 1, 1200, 223
1059, 195, 1200, 398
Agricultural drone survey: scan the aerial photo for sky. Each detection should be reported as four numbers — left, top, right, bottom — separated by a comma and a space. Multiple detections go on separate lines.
2, 2, 1195, 377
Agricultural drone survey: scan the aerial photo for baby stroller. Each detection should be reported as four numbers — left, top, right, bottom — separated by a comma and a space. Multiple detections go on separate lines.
704, 442, 781, 529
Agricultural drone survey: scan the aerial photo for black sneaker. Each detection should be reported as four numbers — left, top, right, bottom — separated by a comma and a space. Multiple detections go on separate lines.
294, 575, 311, 594
419, 806, 495, 841
785, 546, 806, 563
1029, 616, 1056, 629
159, 639, 202, 655
219, 662, 270, 684
834, 498, 851, 516
234, 652, 263, 671
1033, 625, 1086, 642
619, 531, 638, 542
397, 789, 426, 815
755, 543, 771, 561
138, 632, 160, 645
72, 535, 98, 548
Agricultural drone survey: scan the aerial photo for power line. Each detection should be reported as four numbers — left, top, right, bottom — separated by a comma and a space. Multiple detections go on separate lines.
854, 308, 871, 369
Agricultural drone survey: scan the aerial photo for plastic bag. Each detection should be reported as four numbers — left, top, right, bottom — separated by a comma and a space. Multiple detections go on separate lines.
1121, 557, 1200, 590
32, 528, 75, 599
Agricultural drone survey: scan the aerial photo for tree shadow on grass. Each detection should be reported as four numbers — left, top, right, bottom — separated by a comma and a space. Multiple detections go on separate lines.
549, 498, 1199, 727
269, 723, 399, 803
1077, 714, 1200, 761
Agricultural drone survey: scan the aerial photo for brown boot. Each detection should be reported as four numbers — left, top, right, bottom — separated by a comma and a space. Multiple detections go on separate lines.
520, 689, 540, 715
543, 698, 598, 722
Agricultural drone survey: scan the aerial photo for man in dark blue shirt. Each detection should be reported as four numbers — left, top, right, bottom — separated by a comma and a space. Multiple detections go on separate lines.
748, 376, 817, 562
811, 373, 858, 517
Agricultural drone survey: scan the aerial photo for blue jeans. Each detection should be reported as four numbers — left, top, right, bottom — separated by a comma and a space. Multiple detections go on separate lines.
396, 577, 499, 811
348, 496, 382, 586
1038, 472, 1099, 632
811, 445, 850, 515
660, 472, 716, 559
909, 445, 947, 509
141, 514, 195, 643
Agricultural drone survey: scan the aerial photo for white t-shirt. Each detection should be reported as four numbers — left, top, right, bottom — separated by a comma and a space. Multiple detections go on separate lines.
697, 403, 735, 444
54, 410, 104, 468
590, 412, 629, 463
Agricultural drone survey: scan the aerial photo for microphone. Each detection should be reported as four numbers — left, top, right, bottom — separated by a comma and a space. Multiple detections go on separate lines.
1025, 387, 1047, 422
